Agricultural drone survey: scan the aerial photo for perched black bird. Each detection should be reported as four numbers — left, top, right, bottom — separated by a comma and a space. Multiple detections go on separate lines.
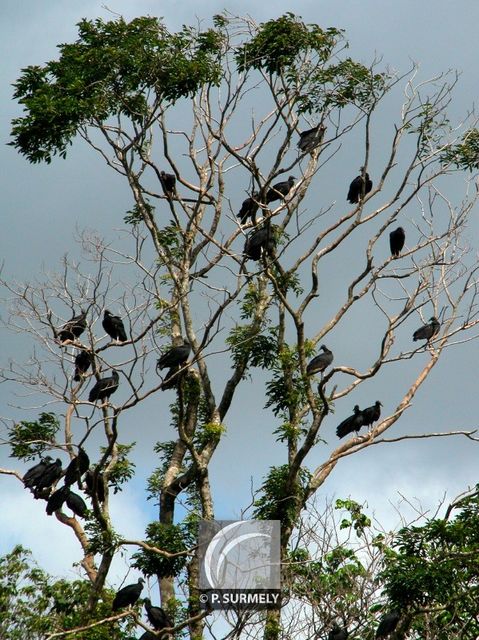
102, 310, 127, 343
361, 401, 382, 429
389, 226, 405, 257
84, 469, 106, 503
66, 490, 88, 518
298, 124, 326, 153
266, 176, 296, 204
306, 345, 333, 376
74, 350, 93, 381
112, 577, 145, 611
34, 458, 62, 498
88, 370, 120, 403
160, 171, 177, 199
336, 405, 364, 439
160, 364, 185, 391
57, 310, 87, 343
328, 624, 349, 640
64, 448, 90, 486
157, 339, 191, 371
347, 169, 373, 204
139, 632, 158, 640
244, 224, 276, 261
23, 456, 53, 489
46, 485, 70, 515
376, 610, 400, 638
144, 598, 173, 631
238, 193, 260, 225
413, 316, 440, 343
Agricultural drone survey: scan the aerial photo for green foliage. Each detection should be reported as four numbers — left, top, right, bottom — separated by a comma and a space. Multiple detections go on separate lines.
101, 443, 136, 493
123, 202, 154, 225
335, 498, 372, 536
441, 128, 479, 170
236, 13, 341, 75
264, 344, 307, 417
380, 487, 479, 639
253, 464, 311, 525
8, 412, 60, 459
85, 519, 121, 555
194, 421, 227, 447
0, 546, 130, 640
10, 17, 224, 163
226, 325, 278, 372
132, 522, 188, 578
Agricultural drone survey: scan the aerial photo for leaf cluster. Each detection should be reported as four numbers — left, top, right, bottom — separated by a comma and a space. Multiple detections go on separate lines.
253, 464, 311, 525
8, 412, 60, 460
132, 522, 188, 578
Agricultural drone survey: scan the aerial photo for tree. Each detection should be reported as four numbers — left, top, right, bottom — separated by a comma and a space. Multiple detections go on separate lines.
3, 11, 479, 639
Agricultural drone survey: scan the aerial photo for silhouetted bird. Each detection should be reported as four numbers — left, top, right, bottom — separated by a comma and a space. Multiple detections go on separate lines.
266, 176, 296, 204
298, 124, 326, 153
306, 345, 333, 376
328, 624, 349, 640
160, 171, 177, 199
84, 469, 106, 503
244, 224, 276, 261
66, 490, 88, 518
361, 401, 382, 429
57, 311, 87, 343
157, 340, 191, 371
64, 448, 90, 486
102, 310, 127, 342
347, 169, 372, 204
389, 226, 405, 257
74, 350, 93, 381
139, 632, 158, 640
336, 405, 364, 439
413, 316, 440, 343
376, 610, 400, 638
144, 598, 173, 631
160, 364, 186, 391
88, 370, 119, 403
46, 485, 70, 515
238, 193, 260, 225
112, 577, 145, 611
33, 459, 63, 497
23, 456, 53, 489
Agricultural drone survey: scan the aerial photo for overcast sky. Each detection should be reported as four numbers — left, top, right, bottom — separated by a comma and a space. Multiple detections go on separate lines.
1, 0, 479, 628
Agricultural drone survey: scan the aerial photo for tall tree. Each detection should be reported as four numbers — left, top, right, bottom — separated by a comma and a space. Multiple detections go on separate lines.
3, 12, 479, 639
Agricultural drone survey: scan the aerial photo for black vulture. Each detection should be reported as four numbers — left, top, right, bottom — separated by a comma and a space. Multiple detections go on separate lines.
328, 624, 349, 640
112, 577, 145, 611
103, 310, 127, 342
306, 345, 333, 376
336, 405, 364, 439
347, 170, 373, 204
297, 124, 326, 153
74, 350, 93, 381
266, 176, 296, 204
376, 610, 400, 638
160, 364, 186, 391
84, 469, 106, 503
66, 490, 88, 518
244, 223, 276, 261
156, 339, 191, 371
57, 310, 87, 343
33, 458, 63, 496
160, 171, 177, 199
88, 370, 120, 403
144, 598, 173, 630
389, 226, 405, 257
23, 456, 53, 489
46, 485, 70, 515
139, 633, 158, 640
361, 401, 382, 429
413, 316, 440, 342
64, 448, 90, 486
238, 193, 260, 226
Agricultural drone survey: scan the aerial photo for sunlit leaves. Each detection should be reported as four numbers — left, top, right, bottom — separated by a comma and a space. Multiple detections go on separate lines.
8, 412, 60, 460
441, 128, 479, 170
132, 522, 188, 578
253, 464, 311, 525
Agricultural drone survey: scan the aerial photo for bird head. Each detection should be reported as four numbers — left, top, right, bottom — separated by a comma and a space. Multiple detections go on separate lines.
104, 309, 111, 317
376, 401, 383, 407
138, 577, 145, 585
